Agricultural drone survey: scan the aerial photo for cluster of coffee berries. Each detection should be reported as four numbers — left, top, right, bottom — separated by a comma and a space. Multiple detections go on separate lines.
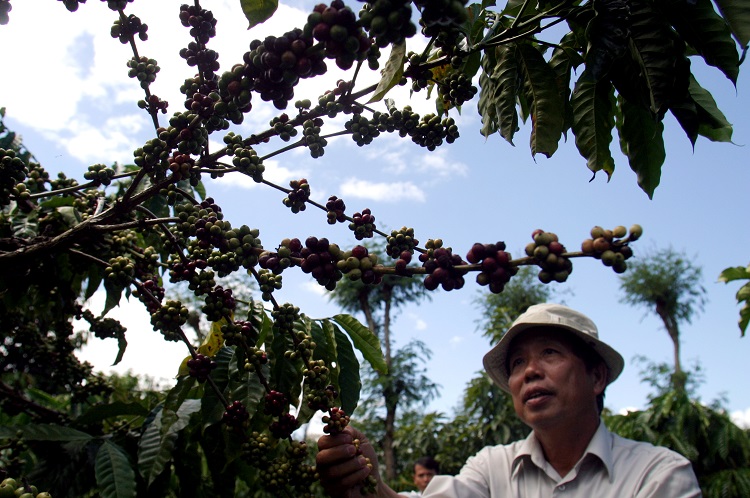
243, 28, 326, 110
386, 226, 419, 259
167, 111, 209, 156
215, 66, 252, 122
270, 113, 298, 142
258, 447, 317, 495
201, 285, 236, 322
79, 309, 126, 340
221, 319, 257, 347
0, 477, 52, 498
298, 236, 344, 290
110, 14, 148, 44
337, 245, 381, 284
325, 195, 347, 224
580, 225, 639, 273
231, 146, 264, 182
0, 1, 11, 25
258, 238, 299, 274
103, 0, 133, 11
345, 114, 381, 146
133, 278, 165, 313
104, 255, 135, 287
264, 390, 289, 417
524, 229, 572, 283
137, 94, 169, 115
179, 41, 220, 79
414, 0, 468, 36
270, 413, 299, 439
126, 56, 159, 90
303, 358, 330, 393
223, 400, 250, 429
272, 303, 300, 336
466, 242, 519, 293
301, 118, 327, 158
352, 438, 378, 495
438, 70, 477, 108
349, 208, 376, 240
283, 178, 310, 213
150, 299, 189, 341
411, 114, 460, 150
243, 346, 269, 372
305, 1, 370, 70
404, 52, 433, 92
306, 384, 337, 411
420, 239, 467, 291
257, 269, 283, 300
358, 0, 417, 47
323, 407, 350, 434
179, 3, 216, 44
186, 354, 217, 383
242, 431, 273, 459
0, 149, 28, 206
167, 153, 193, 180
133, 137, 170, 175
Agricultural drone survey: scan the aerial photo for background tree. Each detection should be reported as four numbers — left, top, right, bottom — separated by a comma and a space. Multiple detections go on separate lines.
619, 247, 708, 392
328, 244, 437, 482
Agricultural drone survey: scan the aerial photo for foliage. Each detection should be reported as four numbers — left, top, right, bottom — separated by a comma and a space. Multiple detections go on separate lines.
719, 262, 750, 336
0, 0, 747, 495
605, 390, 750, 498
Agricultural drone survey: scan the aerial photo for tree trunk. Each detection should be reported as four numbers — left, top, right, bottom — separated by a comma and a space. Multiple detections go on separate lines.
382, 284, 396, 481
384, 402, 397, 482
655, 300, 685, 392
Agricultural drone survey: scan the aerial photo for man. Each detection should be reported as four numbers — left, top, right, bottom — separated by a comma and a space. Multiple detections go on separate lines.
400, 456, 439, 496
316, 303, 702, 497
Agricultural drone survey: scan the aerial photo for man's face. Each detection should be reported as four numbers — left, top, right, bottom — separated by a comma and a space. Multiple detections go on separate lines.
413, 464, 436, 492
506, 328, 606, 432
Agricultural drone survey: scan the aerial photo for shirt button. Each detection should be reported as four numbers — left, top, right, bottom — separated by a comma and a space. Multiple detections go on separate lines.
559, 484, 566, 491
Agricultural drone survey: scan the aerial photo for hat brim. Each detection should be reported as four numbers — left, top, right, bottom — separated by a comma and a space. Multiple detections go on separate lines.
483, 321, 624, 393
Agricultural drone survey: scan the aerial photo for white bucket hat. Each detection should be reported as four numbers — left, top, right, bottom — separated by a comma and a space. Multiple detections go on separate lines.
482, 303, 624, 392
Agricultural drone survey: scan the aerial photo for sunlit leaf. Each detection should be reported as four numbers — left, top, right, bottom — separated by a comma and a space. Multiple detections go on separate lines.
331, 324, 361, 415
571, 73, 616, 176
478, 44, 520, 143
369, 41, 406, 103
688, 75, 733, 143
77, 401, 150, 425
714, 0, 750, 46
332, 314, 386, 374
240, 0, 279, 30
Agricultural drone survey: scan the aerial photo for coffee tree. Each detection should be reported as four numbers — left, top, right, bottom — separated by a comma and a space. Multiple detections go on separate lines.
0, 0, 746, 496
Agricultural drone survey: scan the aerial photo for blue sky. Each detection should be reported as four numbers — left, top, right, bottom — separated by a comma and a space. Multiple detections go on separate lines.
2, 1, 749, 426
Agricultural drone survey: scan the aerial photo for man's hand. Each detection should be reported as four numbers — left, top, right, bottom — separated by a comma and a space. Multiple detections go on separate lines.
316, 425, 386, 498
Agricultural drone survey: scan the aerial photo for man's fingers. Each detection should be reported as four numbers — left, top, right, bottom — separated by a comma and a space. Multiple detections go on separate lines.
319, 456, 371, 489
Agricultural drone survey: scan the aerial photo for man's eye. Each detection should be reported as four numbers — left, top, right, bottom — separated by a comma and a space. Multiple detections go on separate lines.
510, 357, 524, 369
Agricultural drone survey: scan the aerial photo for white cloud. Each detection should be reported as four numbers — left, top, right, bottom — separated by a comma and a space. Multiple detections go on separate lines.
301, 280, 328, 297
407, 312, 428, 331
731, 408, 750, 429
449, 335, 463, 345
75, 291, 188, 385
211, 157, 306, 189
340, 179, 425, 202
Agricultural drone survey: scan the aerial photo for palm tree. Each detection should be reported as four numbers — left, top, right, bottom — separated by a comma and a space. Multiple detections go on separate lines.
618, 247, 707, 392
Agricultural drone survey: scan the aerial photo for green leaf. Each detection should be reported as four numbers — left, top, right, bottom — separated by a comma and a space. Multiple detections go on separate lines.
571, 73, 616, 176
269, 320, 304, 405
239, 0, 279, 29
332, 314, 386, 374
665, 0, 740, 83
162, 376, 197, 434
517, 43, 564, 158
331, 324, 362, 415
627, 0, 684, 116
39, 196, 75, 209
714, 0, 750, 46
102, 280, 124, 317
85, 265, 104, 300
77, 401, 150, 425
616, 96, 665, 198
320, 319, 341, 388
96, 440, 137, 498
369, 41, 406, 104
201, 347, 234, 429
113, 332, 128, 366
688, 75, 734, 142
478, 44, 520, 143
549, 32, 584, 138
718, 265, 750, 283
19, 424, 93, 442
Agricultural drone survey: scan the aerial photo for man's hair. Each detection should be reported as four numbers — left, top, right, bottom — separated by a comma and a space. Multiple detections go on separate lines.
414, 456, 439, 473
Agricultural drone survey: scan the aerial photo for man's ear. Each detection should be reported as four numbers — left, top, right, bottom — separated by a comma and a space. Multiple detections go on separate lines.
592, 361, 608, 395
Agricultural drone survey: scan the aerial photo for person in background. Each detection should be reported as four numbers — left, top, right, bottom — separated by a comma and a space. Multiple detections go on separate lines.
400, 456, 439, 496
315, 303, 702, 497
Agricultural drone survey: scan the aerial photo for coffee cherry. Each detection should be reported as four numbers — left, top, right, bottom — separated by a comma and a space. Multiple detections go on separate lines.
223, 400, 250, 429
348, 208, 376, 240
111, 14, 148, 44
186, 354, 217, 383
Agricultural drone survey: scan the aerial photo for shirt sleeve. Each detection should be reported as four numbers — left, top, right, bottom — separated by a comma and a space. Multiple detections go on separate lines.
421, 448, 493, 498
634, 451, 702, 498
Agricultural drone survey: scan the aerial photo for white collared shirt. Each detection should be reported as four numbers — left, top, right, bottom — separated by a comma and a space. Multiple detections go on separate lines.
421, 421, 701, 497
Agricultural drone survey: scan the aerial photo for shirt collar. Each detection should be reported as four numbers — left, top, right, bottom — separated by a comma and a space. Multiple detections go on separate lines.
511, 420, 614, 482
